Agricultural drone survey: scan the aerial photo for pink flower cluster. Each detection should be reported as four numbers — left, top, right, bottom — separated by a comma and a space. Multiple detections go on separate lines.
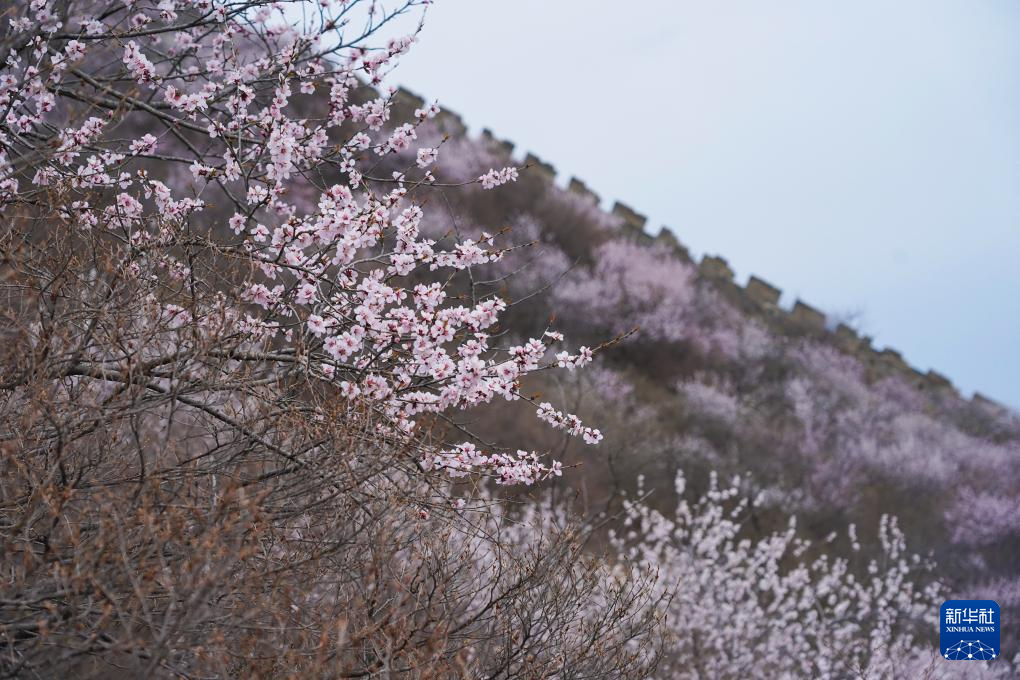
423, 443, 564, 485
537, 402, 603, 445
123, 41, 158, 83
479, 166, 519, 189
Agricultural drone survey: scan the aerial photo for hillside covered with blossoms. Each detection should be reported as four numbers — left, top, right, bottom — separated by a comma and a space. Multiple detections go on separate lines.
0, 1, 1017, 678
378, 93, 1020, 670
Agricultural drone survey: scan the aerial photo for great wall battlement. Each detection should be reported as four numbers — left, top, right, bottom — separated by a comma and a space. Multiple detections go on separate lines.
391, 86, 1007, 412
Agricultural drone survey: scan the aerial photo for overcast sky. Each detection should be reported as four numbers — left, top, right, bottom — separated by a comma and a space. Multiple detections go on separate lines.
389, 0, 1020, 408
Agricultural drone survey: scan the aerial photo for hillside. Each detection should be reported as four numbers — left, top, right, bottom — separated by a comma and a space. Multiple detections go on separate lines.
383, 83, 1020, 654
2, 4, 1017, 676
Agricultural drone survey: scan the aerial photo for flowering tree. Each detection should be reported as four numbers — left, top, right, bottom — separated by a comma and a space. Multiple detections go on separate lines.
0, 1, 643, 676
614, 471, 1020, 679
554, 239, 696, 344
2, 0, 608, 486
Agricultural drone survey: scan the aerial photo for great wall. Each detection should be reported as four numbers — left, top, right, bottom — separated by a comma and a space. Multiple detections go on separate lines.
390, 86, 1007, 412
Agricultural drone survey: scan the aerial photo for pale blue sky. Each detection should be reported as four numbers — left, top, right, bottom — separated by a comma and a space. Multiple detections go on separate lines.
392, 1, 1020, 408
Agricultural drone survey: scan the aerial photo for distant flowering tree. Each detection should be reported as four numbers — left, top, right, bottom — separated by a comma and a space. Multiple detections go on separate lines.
779, 343, 1020, 519
612, 471, 1020, 679
554, 239, 696, 343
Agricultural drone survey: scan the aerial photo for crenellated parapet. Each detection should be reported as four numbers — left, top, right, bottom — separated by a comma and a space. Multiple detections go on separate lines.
924, 370, 957, 395
746, 276, 781, 309
524, 153, 556, 182
391, 85, 1005, 410
834, 323, 863, 352
699, 255, 734, 282
876, 348, 911, 379
611, 202, 653, 243
611, 202, 646, 231
481, 129, 515, 157
395, 86, 425, 112
568, 177, 600, 205
435, 108, 467, 137
790, 300, 827, 332
973, 392, 1008, 412
655, 226, 692, 262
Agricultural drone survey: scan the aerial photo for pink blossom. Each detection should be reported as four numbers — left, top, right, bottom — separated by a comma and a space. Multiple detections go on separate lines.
64, 40, 86, 62
416, 147, 438, 168
129, 134, 158, 156
123, 42, 157, 83
479, 166, 518, 190
307, 315, 327, 336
